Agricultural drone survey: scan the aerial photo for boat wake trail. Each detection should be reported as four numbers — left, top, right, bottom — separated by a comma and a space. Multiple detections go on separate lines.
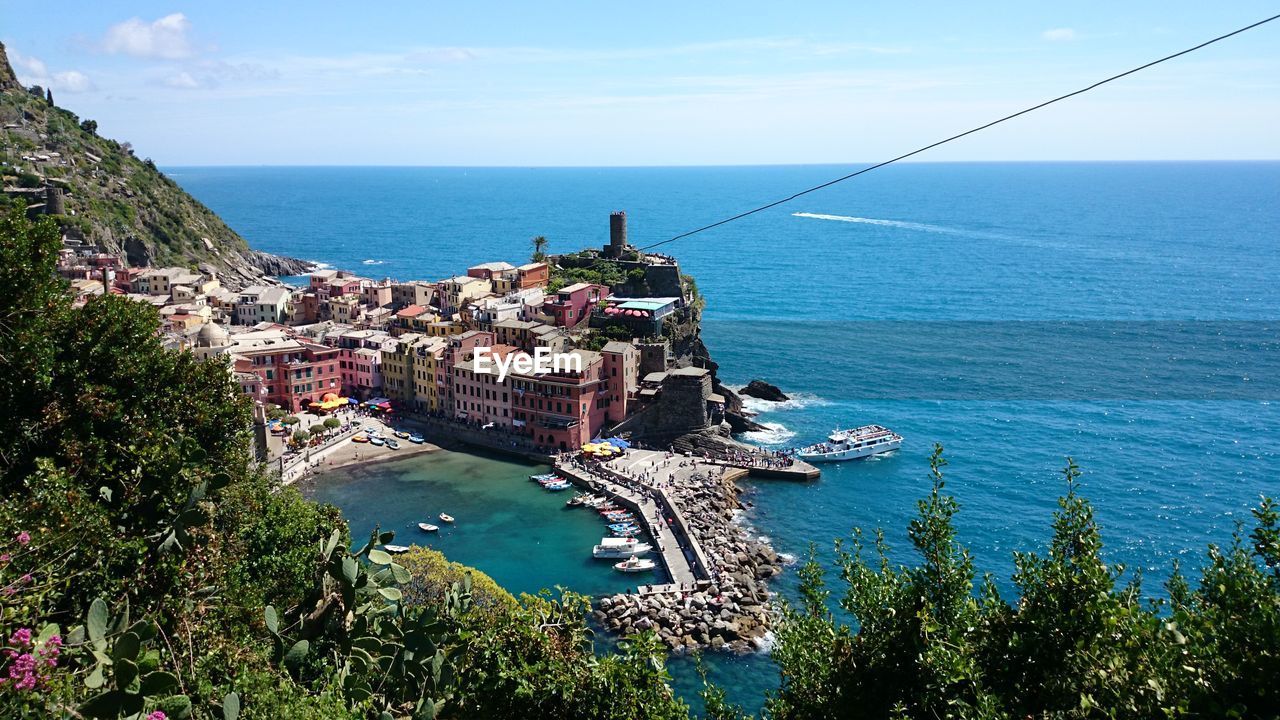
793, 212, 1007, 240
362, 259, 385, 265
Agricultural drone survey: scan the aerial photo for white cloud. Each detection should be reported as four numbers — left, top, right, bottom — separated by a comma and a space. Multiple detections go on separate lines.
103, 13, 195, 59
9, 48, 93, 92
1042, 28, 1077, 42
52, 71, 92, 92
164, 71, 201, 89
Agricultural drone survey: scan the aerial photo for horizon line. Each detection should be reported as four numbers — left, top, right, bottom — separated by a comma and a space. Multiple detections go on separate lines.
161, 158, 1280, 170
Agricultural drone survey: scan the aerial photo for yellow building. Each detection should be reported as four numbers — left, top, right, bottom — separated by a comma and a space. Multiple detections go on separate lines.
412, 337, 449, 412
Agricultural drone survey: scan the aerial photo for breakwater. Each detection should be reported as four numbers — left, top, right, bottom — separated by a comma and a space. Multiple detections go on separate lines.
562, 449, 785, 653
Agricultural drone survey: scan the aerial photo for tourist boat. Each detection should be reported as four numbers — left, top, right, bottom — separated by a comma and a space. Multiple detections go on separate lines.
593, 542, 653, 558
438, 513, 455, 524
394, 430, 410, 439
408, 434, 425, 444
417, 522, 439, 532
613, 556, 656, 573
797, 425, 903, 462
352, 433, 370, 443
385, 439, 400, 450
370, 436, 385, 446
382, 544, 410, 554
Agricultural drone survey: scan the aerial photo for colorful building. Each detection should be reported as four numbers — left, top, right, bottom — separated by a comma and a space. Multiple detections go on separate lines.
543, 282, 607, 329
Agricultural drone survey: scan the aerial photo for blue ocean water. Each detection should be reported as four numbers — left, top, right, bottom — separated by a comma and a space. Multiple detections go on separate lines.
170, 163, 1280, 712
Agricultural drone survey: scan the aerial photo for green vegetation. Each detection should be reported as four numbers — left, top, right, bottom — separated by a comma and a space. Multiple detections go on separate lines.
718, 446, 1280, 720
548, 260, 624, 292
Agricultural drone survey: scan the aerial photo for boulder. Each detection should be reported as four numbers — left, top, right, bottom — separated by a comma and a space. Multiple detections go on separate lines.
741, 380, 789, 402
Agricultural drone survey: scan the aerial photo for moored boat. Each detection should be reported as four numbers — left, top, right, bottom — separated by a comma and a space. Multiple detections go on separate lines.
383, 544, 410, 554
352, 433, 369, 443
370, 436, 385, 446
613, 556, 656, 573
385, 438, 400, 450
797, 425, 903, 462
408, 434, 425, 444
417, 522, 438, 532
394, 430, 410, 439
593, 542, 653, 558
438, 513, 455, 524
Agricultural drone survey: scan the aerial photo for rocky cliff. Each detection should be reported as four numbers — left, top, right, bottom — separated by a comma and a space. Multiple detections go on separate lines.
0, 42, 311, 289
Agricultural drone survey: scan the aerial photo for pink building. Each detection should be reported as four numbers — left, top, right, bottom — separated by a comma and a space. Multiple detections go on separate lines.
543, 282, 607, 329
340, 347, 383, 399
509, 349, 606, 451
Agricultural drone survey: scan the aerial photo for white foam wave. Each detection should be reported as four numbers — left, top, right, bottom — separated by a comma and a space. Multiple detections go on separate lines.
737, 390, 830, 415
743, 422, 795, 446
778, 552, 798, 565
307, 261, 333, 270
362, 259, 385, 265
793, 212, 1006, 240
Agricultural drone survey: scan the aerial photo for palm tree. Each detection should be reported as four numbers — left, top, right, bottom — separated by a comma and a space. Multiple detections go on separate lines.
531, 235, 548, 262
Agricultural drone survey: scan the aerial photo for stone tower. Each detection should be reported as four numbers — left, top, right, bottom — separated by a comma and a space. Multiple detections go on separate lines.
604, 211, 629, 258
44, 185, 65, 215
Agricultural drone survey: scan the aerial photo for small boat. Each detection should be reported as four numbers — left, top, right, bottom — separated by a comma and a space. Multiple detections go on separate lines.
530, 473, 559, 482
408, 434, 425, 444
385, 439, 400, 450
613, 556, 656, 573
369, 436, 385, 446
352, 433, 370, 443
383, 544, 410, 554
594, 542, 653, 558
544, 482, 572, 491
438, 513, 455, 524
394, 430, 410, 439
797, 425, 903, 462
567, 494, 590, 507
417, 522, 439, 532
608, 523, 640, 533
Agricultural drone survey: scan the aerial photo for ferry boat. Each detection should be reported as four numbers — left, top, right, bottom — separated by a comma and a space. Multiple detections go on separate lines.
594, 542, 653, 559
797, 425, 903, 462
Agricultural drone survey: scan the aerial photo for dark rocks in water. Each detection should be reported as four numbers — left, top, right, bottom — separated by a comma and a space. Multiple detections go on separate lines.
724, 410, 767, 434
741, 380, 789, 402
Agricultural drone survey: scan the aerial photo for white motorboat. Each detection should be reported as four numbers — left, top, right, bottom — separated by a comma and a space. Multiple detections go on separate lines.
417, 522, 439, 532
382, 544, 410, 554
594, 542, 653, 558
797, 425, 903, 462
613, 556, 656, 573
599, 537, 644, 548
438, 513, 455, 524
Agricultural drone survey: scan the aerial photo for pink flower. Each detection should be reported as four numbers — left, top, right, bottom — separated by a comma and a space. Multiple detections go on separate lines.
8, 628, 31, 647
0, 554, 9, 563
15, 531, 29, 546
147, 712, 167, 720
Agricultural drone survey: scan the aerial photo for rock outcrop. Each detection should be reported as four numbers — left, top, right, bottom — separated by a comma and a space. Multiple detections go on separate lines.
741, 380, 789, 402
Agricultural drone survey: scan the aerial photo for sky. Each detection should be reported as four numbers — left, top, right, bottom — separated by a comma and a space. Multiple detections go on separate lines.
3, 2, 1278, 166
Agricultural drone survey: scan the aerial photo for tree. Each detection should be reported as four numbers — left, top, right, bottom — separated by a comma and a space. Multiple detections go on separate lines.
45, 88, 53, 105
79, 118, 98, 135
531, 235, 548, 262
323, 417, 341, 431
308, 424, 326, 438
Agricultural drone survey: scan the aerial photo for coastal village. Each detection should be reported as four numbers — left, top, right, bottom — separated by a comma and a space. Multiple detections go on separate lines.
53, 208, 817, 653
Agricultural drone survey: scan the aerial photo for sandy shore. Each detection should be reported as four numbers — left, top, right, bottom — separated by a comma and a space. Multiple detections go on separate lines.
280, 416, 443, 485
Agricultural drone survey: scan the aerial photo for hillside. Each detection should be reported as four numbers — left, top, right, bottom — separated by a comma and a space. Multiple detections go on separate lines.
0, 42, 309, 289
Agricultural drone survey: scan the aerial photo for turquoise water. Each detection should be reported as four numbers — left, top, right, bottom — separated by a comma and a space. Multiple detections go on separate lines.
300, 448, 664, 598
175, 163, 1280, 712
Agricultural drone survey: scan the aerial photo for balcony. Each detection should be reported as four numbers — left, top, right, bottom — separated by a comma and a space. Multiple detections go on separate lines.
537, 414, 579, 430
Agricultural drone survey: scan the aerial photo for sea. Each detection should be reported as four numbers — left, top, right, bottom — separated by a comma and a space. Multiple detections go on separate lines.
169, 162, 1280, 713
